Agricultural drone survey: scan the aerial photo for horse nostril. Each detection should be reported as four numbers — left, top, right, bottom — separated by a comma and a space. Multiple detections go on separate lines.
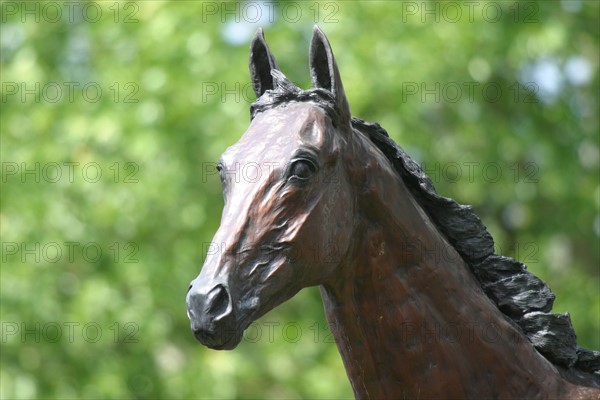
207, 284, 230, 317
186, 283, 233, 325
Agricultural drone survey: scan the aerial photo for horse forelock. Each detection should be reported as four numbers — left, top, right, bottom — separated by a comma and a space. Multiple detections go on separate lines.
250, 74, 342, 128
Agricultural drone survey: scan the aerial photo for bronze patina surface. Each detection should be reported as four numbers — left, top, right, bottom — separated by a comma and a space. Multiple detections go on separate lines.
186, 27, 600, 398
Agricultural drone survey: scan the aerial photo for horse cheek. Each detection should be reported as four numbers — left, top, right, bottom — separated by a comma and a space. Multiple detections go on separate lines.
317, 173, 354, 279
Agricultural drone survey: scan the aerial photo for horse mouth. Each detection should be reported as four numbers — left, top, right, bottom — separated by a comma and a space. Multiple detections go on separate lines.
189, 307, 251, 350
192, 324, 243, 350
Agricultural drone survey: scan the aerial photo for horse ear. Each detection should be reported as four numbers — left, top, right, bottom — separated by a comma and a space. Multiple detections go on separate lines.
249, 28, 279, 98
309, 26, 351, 123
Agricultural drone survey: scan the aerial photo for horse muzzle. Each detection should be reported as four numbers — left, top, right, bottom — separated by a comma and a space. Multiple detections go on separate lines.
186, 281, 241, 350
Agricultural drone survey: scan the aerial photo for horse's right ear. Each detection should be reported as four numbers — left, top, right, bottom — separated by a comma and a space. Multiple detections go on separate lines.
249, 28, 279, 98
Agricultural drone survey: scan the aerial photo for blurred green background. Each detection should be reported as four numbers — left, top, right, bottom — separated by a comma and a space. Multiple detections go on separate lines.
1, 1, 598, 398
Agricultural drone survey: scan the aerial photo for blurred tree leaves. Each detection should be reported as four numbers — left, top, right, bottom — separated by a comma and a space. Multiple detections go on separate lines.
1, 1, 598, 398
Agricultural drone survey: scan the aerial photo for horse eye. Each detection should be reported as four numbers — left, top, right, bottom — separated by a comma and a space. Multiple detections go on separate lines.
216, 163, 226, 185
289, 159, 316, 181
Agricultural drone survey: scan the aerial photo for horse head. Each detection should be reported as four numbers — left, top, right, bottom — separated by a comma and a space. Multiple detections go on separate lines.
186, 27, 356, 349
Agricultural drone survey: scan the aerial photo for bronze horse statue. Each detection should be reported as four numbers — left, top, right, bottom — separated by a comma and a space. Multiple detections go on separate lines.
187, 27, 600, 398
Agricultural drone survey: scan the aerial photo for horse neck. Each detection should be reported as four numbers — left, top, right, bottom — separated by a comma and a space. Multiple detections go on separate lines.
319, 134, 571, 399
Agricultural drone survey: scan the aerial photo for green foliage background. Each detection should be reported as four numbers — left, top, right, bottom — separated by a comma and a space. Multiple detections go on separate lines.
1, 1, 598, 398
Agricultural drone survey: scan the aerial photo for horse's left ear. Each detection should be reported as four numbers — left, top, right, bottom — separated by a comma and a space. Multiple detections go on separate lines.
249, 28, 279, 98
309, 26, 351, 125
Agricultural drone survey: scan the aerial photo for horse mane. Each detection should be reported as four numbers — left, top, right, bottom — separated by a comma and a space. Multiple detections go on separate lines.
353, 117, 600, 381
250, 72, 600, 379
